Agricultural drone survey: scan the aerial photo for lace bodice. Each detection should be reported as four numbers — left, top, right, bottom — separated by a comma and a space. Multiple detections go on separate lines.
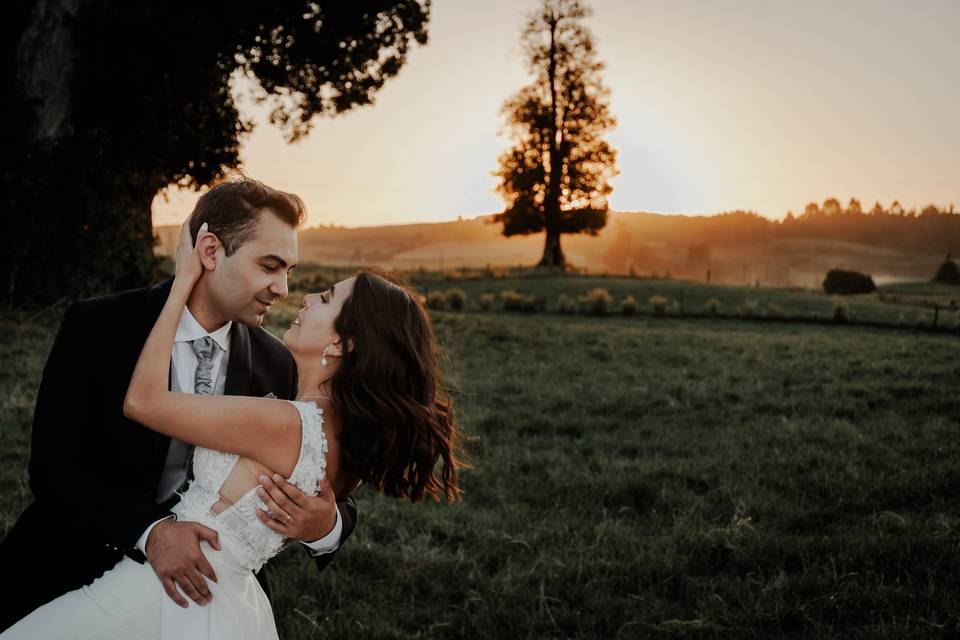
172, 400, 328, 573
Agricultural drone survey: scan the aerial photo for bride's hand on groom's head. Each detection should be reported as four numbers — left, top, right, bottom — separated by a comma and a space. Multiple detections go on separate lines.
175, 219, 211, 285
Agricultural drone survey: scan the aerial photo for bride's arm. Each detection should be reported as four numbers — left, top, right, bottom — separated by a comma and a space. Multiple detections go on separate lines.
123, 221, 301, 472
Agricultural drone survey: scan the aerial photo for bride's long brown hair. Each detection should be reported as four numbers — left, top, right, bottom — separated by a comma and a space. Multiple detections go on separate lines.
329, 268, 463, 502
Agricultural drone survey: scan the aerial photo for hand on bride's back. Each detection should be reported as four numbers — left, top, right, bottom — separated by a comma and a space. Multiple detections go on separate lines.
145, 517, 222, 608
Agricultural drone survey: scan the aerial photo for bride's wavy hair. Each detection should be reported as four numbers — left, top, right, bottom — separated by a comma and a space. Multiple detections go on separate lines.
329, 268, 464, 502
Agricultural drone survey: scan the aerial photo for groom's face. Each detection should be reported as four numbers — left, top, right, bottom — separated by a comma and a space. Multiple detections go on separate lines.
207, 209, 298, 327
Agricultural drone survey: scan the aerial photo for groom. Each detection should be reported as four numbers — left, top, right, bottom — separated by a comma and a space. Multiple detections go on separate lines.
0, 178, 357, 631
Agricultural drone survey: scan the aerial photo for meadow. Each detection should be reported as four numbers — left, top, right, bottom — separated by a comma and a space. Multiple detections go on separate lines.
1, 274, 958, 638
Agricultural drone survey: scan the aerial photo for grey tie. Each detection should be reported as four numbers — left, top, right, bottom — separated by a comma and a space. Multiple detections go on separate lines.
180, 337, 221, 489
191, 336, 220, 395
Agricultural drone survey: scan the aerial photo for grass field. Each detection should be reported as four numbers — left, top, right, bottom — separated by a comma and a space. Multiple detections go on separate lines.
2, 275, 959, 638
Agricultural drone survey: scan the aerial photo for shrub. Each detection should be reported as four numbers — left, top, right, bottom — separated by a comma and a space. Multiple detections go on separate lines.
426, 291, 445, 310
932, 254, 959, 285
823, 269, 877, 295
766, 303, 784, 318
557, 293, 576, 314
738, 299, 759, 318
446, 288, 467, 311
649, 294, 669, 316
479, 292, 496, 310
501, 290, 523, 310
502, 290, 545, 313
621, 295, 638, 316
580, 288, 613, 316
833, 298, 848, 323
704, 298, 720, 315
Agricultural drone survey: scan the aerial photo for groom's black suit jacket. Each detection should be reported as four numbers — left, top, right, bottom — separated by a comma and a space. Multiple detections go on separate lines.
0, 279, 357, 631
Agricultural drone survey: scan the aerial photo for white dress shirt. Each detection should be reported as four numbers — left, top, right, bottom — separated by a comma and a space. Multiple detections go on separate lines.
135, 306, 342, 558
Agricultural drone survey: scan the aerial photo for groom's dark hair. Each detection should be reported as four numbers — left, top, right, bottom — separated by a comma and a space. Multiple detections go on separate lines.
188, 177, 306, 255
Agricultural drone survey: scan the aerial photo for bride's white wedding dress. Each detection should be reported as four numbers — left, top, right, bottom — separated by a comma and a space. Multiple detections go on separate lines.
2, 400, 328, 640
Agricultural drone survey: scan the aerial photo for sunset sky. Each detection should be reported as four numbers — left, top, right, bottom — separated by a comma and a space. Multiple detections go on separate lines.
152, 0, 960, 229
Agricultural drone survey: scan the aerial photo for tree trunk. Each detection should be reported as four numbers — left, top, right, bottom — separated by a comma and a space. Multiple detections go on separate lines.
18, 0, 82, 143
538, 228, 566, 267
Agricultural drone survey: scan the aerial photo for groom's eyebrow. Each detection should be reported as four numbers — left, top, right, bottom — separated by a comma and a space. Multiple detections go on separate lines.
260, 254, 296, 269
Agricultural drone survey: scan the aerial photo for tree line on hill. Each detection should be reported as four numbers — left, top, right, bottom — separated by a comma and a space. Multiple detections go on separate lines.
609, 200, 959, 255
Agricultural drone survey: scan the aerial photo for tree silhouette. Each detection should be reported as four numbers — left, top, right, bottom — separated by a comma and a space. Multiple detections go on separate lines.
3, 1, 429, 306
493, 0, 618, 268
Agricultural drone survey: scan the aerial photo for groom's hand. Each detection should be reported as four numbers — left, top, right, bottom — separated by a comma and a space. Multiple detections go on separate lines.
255, 474, 337, 542
146, 518, 221, 608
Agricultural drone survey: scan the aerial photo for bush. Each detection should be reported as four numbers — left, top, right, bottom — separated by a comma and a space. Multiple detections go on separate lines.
580, 288, 613, 316
621, 295, 638, 316
426, 291, 445, 310
932, 254, 959, 285
479, 292, 496, 310
502, 290, 545, 313
766, 303, 784, 318
704, 298, 720, 315
501, 290, 523, 310
823, 269, 877, 295
446, 288, 467, 311
649, 294, 669, 316
833, 298, 848, 323
738, 299, 759, 318
557, 293, 577, 314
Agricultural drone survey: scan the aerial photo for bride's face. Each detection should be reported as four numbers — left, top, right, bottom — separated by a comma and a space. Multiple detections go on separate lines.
283, 277, 355, 358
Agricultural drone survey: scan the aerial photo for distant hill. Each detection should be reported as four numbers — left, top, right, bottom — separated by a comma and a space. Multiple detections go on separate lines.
155, 209, 955, 288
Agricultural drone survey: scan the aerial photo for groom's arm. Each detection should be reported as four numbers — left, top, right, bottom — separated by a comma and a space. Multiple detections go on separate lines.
309, 496, 357, 573
28, 301, 172, 555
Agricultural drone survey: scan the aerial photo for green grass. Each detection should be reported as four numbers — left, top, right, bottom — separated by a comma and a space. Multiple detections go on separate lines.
2, 276, 959, 638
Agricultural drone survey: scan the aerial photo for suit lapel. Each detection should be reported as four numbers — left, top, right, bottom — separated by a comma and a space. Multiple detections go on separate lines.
141, 278, 175, 457
144, 278, 173, 334
225, 323, 252, 397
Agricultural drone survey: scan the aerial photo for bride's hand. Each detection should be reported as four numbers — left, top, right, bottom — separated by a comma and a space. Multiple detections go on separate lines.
175, 219, 208, 285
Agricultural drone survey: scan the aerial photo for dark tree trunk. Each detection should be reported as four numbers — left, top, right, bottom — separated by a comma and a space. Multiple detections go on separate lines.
18, 0, 81, 143
538, 227, 566, 267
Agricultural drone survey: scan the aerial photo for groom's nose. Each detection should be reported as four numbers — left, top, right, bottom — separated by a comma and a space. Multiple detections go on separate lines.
268, 274, 289, 301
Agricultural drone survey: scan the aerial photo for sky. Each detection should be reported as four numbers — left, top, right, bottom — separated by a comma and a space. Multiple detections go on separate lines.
152, 0, 960, 229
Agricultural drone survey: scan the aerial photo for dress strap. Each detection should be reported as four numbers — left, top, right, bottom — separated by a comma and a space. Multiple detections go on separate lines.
286, 401, 329, 493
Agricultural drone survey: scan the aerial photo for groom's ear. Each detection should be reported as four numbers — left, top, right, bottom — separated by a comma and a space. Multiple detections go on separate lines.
196, 231, 222, 271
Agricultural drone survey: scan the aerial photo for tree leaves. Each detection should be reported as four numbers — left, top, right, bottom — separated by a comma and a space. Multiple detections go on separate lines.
493, 0, 618, 265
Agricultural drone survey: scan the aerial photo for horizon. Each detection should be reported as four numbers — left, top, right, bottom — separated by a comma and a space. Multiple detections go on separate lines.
153, 202, 958, 232
152, 0, 960, 230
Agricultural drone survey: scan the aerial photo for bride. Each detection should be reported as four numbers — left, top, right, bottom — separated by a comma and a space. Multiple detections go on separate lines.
2, 222, 464, 639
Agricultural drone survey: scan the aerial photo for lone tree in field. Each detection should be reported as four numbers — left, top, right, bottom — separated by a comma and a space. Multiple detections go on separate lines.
3, 1, 429, 306
493, 0, 618, 268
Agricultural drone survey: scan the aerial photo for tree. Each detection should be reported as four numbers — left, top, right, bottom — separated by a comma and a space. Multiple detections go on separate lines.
492, 0, 618, 268
3, 1, 429, 306
822, 197, 842, 217
846, 198, 862, 216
